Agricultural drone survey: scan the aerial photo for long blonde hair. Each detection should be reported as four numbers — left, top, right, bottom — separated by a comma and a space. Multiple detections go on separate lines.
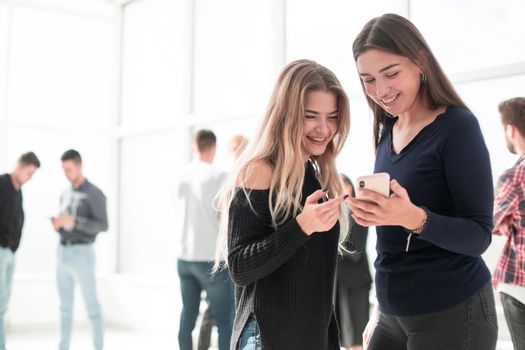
214, 59, 350, 268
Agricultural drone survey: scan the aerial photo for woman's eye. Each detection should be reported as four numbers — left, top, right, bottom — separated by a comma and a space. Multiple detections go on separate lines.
362, 78, 375, 85
386, 72, 399, 79
305, 115, 316, 119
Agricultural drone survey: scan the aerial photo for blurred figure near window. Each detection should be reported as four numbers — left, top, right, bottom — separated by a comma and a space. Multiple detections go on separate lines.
198, 134, 248, 350
176, 130, 234, 350
228, 134, 248, 160
335, 174, 372, 350
0, 152, 40, 350
51, 149, 108, 350
493, 97, 525, 350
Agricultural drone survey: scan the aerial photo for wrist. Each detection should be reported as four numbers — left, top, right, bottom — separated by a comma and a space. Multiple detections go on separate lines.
296, 213, 313, 235
404, 206, 428, 235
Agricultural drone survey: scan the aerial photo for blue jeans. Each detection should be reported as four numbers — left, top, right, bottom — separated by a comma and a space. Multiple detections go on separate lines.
57, 244, 103, 350
177, 260, 234, 350
0, 247, 15, 350
238, 315, 261, 350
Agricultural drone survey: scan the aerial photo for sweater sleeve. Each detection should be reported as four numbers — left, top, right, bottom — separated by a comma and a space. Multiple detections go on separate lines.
418, 114, 494, 256
227, 191, 309, 286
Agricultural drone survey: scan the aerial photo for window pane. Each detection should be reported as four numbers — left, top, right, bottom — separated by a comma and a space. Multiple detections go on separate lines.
119, 130, 190, 273
337, 99, 375, 179
0, 3, 7, 123
286, 0, 407, 96
411, 0, 525, 74
120, 0, 193, 126
193, 0, 282, 116
8, 6, 113, 128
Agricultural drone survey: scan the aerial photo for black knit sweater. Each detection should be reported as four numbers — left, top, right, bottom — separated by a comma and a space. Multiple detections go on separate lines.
227, 162, 340, 349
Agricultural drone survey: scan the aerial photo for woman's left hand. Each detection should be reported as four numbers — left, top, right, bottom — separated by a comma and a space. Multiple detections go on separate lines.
347, 179, 425, 229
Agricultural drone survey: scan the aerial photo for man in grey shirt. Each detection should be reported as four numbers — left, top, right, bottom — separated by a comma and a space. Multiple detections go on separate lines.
176, 130, 233, 350
51, 149, 107, 350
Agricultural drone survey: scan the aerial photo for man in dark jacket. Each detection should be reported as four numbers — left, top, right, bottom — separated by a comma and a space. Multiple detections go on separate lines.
0, 152, 40, 350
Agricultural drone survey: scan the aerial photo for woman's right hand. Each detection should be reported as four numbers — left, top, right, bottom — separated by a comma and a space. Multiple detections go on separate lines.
363, 302, 379, 350
296, 189, 347, 235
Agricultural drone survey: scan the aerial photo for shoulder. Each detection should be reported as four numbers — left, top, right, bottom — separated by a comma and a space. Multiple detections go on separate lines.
85, 181, 106, 199
500, 161, 525, 185
438, 107, 487, 150
243, 159, 273, 190
440, 106, 480, 131
0, 174, 8, 186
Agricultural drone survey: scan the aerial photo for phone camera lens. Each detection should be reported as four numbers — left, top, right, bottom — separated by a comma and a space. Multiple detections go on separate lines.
359, 180, 365, 188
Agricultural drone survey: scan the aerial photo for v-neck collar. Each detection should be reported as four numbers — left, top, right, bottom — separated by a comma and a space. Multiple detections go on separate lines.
387, 107, 449, 161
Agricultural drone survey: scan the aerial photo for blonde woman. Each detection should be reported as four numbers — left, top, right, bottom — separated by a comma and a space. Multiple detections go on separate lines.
215, 59, 350, 350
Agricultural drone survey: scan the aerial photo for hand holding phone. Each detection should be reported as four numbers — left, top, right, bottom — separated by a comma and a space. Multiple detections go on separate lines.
355, 173, 390, 199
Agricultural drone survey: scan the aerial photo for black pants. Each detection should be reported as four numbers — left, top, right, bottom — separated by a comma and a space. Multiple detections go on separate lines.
368, 283, 498, 350
500, 292, 525, 350
336, 285, 370, 347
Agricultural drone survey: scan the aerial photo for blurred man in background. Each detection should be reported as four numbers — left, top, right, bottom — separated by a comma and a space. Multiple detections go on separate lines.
493, 98, 525, 350
197, 134, 247, 350
52, 149, 108, 350
0, 152, 40, 350
176, 130, 233, 350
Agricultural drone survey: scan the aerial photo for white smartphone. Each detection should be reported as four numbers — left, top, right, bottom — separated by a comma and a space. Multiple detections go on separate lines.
355, 173, 390, 198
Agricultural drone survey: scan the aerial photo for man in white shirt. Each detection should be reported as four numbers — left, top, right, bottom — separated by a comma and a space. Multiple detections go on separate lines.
176, 129, 233, 350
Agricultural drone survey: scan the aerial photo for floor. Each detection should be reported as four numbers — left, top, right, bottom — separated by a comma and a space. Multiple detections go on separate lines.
4, 325, 515, 350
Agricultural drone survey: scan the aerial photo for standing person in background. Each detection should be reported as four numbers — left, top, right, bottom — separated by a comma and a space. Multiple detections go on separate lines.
215, 59, 350, 350
493, 97, 525, 350
348, 13, 497, 350
197, 134, 248, 350
228, 135, 248, 161
0, 152, 40, 350
177, 129, 233, 350
336, 174, 372, 350
52, 149, 108, 350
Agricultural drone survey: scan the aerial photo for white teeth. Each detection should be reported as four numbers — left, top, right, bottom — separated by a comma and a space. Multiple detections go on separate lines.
382, 95, 398, 103
309, 137, 325, 142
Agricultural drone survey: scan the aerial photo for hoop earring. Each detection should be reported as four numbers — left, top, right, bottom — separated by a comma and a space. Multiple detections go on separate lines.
420, 73, 427, 84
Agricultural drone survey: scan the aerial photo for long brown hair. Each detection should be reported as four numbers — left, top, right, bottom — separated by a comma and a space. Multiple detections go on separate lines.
352, 13, 468, 147
214, 59, 350, 267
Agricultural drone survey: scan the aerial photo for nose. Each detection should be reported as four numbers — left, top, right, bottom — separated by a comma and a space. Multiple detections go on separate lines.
314, 118, 330, 133
375, 78, 388, 98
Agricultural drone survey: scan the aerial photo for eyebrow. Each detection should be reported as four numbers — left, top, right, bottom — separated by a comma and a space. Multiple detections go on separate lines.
305, 109, 339, 115
359, 63, 400, 76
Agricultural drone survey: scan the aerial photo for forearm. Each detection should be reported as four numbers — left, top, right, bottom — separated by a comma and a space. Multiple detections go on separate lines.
418, 211, 492, 256
228, 219, 309, 286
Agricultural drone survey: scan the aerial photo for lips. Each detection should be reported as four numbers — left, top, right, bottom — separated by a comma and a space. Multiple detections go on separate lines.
307, 136, 327, 144
380, 93, 399, 105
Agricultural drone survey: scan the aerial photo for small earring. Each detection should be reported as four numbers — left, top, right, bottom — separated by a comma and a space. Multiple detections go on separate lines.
420, 73, 427, 84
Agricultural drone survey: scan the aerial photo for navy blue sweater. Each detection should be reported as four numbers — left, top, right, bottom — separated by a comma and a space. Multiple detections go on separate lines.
374, 106, 493, 316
